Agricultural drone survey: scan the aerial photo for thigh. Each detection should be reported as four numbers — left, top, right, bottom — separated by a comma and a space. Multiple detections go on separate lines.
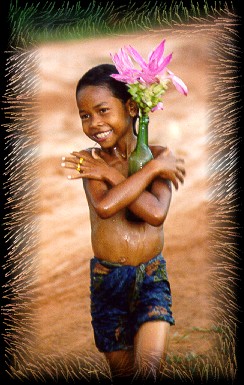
90, 259, 135, 352
133, 254, 175, 330
134, 321, 170, 374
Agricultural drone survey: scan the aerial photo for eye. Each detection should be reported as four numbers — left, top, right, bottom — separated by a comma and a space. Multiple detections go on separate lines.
100, 107, 109, 114
80, 113, 90, 121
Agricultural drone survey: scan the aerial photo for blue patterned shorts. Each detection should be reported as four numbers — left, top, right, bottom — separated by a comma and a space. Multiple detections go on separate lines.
90, 253, 175, 352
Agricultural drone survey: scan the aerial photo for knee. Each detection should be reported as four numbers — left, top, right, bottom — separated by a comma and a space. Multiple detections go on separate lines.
105, 350, 134, 380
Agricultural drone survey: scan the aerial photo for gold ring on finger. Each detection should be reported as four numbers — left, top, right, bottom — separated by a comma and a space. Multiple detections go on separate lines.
79, 157, 84, 164
76, 163, 81, 172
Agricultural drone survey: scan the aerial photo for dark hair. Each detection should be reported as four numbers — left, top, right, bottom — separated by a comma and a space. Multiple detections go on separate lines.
76, 64, 138, 134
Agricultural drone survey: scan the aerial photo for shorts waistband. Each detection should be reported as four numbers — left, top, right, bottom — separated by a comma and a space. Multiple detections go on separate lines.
92, 253, 164, 270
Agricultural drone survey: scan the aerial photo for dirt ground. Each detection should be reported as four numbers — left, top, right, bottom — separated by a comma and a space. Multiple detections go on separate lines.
32, 29, 221, 377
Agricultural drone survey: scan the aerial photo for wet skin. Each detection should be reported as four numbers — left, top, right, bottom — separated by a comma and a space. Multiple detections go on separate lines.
62, 86, 185, 266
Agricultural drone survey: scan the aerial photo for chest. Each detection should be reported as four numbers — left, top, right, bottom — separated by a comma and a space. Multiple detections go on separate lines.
103, 155, 129, 178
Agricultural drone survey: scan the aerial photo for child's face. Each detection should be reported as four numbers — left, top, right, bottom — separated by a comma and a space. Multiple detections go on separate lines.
76, 86, 133, 149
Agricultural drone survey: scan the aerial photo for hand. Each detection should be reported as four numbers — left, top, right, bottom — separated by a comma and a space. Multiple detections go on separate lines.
61, 148, 112, 181
154, 147, 185, 189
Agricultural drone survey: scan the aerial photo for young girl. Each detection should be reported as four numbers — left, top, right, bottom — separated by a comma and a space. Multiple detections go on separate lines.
61, 64, 185, 381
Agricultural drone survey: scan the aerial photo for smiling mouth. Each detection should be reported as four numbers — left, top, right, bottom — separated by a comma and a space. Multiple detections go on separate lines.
93, 130, 112, 140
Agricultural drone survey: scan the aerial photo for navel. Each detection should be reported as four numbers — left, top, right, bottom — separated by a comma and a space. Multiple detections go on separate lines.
119, 257, 126, 264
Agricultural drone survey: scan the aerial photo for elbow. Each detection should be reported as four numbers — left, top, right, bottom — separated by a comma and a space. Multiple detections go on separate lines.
150, 215, 166, 227
95, 202, 114, 219
149, 210, 167, 227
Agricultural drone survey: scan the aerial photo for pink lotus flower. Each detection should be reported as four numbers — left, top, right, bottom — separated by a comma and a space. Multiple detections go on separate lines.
110, 39, 188, 114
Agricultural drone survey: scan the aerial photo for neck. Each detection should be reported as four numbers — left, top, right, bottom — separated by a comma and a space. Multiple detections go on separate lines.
114, 139, 136, 159
105, 132, 137, 160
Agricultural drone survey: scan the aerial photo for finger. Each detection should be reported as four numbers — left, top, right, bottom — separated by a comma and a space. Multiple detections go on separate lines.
61, 156, 78, 164
77, 173, 102, 181
77, 165, 92, 173
71, 150, 93, 158
61, 163, 77, 170
67, 174, 84, 180
68, 172, 101, 181
70, 151, 84, 156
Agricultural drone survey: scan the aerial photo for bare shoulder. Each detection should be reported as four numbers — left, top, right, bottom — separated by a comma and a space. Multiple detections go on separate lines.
78, 147, 100, 157
149, 145, 167, 157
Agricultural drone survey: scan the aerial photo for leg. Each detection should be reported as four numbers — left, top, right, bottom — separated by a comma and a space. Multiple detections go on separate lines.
104, 350, 134, 381
134, 321, 170, 379
90, 259, 136, 380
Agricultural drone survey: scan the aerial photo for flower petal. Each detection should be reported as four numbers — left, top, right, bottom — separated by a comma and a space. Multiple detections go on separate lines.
126, 45, 148, 70
148, 39, 165, 64
157, 53, 173, 73
167, 69, 188, 96
120, 48, 135, 70
110, 52, 124, 73
151, 102, 164, 112
138, 73, 156, 84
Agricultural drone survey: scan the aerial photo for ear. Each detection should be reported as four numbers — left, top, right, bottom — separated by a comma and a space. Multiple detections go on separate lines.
126, 99, 139, 117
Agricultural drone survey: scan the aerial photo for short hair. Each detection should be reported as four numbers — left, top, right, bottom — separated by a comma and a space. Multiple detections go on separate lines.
76, 64, 130, 103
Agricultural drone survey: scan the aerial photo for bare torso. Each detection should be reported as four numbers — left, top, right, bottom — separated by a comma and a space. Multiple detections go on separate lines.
89, 203, 164, 266
85, 146, 165, 266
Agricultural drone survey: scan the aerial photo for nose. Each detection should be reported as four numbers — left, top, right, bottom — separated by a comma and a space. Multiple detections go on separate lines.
89, 114, 102, 129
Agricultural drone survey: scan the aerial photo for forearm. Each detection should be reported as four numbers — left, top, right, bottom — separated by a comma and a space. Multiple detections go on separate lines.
104, 164, 168, 225
95, 160, 158, 218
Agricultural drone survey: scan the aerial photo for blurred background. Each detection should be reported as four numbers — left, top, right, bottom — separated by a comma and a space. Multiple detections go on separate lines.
3, 1, 241, 382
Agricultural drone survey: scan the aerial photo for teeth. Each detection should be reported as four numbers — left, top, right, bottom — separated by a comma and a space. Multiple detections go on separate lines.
95, 130, 111, 139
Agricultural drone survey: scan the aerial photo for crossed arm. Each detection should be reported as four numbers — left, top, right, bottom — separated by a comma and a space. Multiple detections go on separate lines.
62, 147, 185, 226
